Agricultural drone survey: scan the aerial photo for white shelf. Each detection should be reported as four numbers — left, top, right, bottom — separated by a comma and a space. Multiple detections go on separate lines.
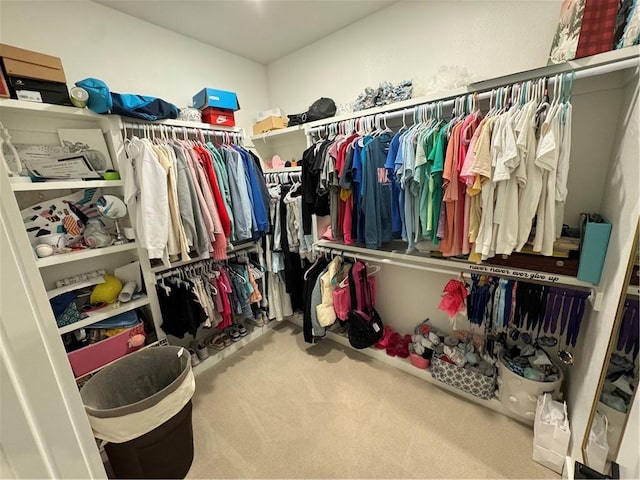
37, 242, 138, 268
626, 285, 640, 297
250, 125, 304, 142
74, 340, 160, 381
0, 98, 243, 132
192, 320, 278, 375
11, 179, 123, 191
58, 295, 150, 335
285, 315, 531, 425
315, 240, 594, 289
0, 98, 102, 119
303, 47, 640, 132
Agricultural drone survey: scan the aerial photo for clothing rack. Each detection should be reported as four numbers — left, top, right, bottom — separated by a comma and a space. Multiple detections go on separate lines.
264, 170, 302, 185
306, 56, 639, 136
315, 244, 459, 278
122, 121, 244, 144
154, 245, 257, 281
151, 242, 259, 274
314, 243, 594, 299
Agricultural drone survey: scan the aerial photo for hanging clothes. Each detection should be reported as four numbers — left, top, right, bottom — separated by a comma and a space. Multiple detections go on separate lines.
122, 127, 270, 266
307, 76, 574, 262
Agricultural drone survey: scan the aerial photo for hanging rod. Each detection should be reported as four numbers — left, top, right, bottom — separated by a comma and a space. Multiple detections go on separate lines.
154, 247, 256, 281
123, 121, 244, 139
306, 56, 639, 134
315, 241, 603, 310
151, 242, 258, 274
315, 244, 458, 277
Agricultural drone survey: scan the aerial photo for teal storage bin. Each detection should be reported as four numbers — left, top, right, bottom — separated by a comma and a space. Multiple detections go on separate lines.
577, 217, 612, 285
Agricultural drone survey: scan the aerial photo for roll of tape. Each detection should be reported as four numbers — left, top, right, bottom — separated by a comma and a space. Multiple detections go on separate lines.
70, 86, 89, 108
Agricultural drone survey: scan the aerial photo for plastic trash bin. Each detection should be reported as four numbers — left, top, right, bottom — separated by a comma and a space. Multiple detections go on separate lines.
80, 346, 196, 479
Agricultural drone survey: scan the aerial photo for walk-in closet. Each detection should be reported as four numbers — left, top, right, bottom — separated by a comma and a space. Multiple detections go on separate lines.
0, 1, 638, 479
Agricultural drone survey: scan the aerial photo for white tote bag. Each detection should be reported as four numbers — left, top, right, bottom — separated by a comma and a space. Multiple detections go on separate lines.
533, 394, 571, 474
586, 411, 609, 474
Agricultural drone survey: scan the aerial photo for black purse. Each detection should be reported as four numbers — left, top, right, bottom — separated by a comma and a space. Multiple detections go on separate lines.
347, 262, 383, 349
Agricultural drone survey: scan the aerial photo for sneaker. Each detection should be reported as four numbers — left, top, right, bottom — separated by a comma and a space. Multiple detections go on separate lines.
224, 326, 241, 342
235, 321, 248, 337
188, 348, 200, 367
194, 342, 209, 360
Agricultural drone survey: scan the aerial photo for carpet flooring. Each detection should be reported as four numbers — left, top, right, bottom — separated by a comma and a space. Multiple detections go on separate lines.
186, 322, 557, 479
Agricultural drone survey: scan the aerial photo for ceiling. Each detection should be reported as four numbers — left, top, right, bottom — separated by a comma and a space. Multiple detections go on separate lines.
95, 0, 397, 64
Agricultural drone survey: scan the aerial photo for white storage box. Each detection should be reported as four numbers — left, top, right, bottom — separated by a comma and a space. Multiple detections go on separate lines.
497, 353, 563, 423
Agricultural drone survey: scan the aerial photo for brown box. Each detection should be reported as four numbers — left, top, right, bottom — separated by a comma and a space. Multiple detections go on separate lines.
0, 43, 66, 83
252, 116, 288, 135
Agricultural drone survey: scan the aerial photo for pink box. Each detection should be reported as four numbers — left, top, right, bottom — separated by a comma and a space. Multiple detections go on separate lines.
68, 323, 144, 378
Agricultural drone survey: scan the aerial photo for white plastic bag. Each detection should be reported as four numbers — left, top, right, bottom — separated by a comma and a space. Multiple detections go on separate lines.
586, 411, 609, 474
533, 393, 571, 474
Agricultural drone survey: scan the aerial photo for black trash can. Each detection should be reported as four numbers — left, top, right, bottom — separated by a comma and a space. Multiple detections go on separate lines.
80, 346, 195, 479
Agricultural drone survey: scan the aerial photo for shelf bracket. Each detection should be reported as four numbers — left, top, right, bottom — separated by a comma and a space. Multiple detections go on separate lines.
589, 286, 604, 312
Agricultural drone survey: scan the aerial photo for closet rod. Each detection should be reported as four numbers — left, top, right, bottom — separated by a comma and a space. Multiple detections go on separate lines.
306, 57, 639, 134
123, 122, 244, 139
154, 248, 257, 281
316, 245, 456, 277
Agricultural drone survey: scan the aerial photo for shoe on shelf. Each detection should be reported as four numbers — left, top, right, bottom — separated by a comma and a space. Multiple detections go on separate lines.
224, 326, 241, 342
386, 332, 400, 357
234, 321, 248, 337
375, 326, 395, 349
246, 315, 265, 327
396, 336, 410, 359
188, 348, 200, 367
206, 335, 226, 354
194, 341, 209, 361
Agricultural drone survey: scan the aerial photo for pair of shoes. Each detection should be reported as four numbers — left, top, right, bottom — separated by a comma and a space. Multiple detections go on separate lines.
188, 348, 200, 366
234, 321, 248, 337
376, 326, 396, 349
193, 341, 209, 361
246, 313, 265, 327
397, 335, 411, 358
224, 326, 241, 342
206, 334, 228, 354
386, 333, 411, 358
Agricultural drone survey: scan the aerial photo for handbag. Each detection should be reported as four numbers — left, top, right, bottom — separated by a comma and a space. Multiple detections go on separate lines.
347, 261, 383, 349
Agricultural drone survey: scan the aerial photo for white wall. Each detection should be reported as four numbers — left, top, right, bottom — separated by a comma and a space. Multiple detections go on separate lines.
266, 0, 562, 115
0, 0, 269, 132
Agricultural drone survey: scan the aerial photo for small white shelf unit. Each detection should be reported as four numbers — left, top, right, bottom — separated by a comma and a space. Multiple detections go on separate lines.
58, 295, 151, 335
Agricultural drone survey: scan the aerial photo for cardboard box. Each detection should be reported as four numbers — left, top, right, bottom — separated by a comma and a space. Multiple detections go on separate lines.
0, 43, 66, 83
192, 87, 239, 111
0, 43, 70, 105
253, 116, 288, 135
201, 107, 235, 126
256, 108, 282, 122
